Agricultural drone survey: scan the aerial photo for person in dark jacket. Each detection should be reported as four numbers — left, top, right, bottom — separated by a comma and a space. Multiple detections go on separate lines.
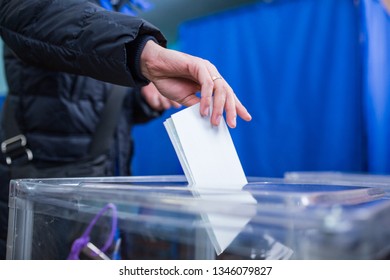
0, 0, 252, 259
0, 0, 179, 259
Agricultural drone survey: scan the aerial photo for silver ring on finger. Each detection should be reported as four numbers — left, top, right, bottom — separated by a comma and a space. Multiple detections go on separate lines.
211, 76, 223, 82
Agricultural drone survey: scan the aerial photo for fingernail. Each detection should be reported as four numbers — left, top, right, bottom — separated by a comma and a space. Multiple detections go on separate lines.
202, 107, 210, 117
216, 114, 222, 124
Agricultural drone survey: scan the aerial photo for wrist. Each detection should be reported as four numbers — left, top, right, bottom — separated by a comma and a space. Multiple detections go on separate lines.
140, 40, 161, 81
126, 36, 157, 85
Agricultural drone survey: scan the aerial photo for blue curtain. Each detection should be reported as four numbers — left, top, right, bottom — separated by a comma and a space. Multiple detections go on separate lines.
176, 0, 365, 177
131, 108, 184, 175
132, 0, 390, 178
361, 0, 390, 173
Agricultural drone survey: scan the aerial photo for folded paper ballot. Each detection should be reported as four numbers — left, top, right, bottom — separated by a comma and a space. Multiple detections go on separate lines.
164, 103, 248, 187
164, 103, 256, 255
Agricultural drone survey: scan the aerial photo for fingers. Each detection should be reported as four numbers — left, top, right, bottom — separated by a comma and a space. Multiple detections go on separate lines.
210, 77, 227, 127
169, 100, 182, 109
141, 82, 182, 111
155, 95, 171, 110
234, 95, 252, 122
140, 44, 251, 126
210, 77, 239, 128
199, 61, 243, 128
223, 86, 237, 128
197, 63, 214, 118
159, 96, 182, 110
201, 69, 252, 128
197, 61, 224, 125
154, 93, 180, 110
141, 83, 161, 110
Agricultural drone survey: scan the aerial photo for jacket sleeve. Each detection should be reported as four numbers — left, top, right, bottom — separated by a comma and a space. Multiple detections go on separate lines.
0, 0, 167, 87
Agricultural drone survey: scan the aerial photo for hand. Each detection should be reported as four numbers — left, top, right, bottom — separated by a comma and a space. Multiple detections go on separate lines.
139, 40, 252, 128
141, 82, 181, 111
383, 0, 390, 14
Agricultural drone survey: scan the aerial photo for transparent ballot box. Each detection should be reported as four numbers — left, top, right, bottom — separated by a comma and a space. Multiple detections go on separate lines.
6, 175, 390, 260
285, 171, 390, 194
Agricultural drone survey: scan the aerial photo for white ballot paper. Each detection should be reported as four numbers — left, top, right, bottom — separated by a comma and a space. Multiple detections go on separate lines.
164, 103, 256, 255
164, 103, 248, 187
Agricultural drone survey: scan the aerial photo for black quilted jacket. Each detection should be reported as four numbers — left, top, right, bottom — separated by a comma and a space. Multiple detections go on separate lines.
0, 0, 167, 175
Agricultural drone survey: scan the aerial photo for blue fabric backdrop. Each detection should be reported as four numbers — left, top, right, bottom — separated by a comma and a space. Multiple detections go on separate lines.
361, 0, 390, 173
133, 0, 368, 177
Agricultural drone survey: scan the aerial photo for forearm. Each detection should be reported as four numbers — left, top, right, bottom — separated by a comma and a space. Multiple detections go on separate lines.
0, 0, 166, 87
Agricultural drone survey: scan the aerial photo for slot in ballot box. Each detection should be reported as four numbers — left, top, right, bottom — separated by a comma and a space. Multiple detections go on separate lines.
6, 175, 390, 260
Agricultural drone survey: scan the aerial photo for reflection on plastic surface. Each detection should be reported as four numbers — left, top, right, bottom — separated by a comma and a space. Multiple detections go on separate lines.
192, 189, 256, 255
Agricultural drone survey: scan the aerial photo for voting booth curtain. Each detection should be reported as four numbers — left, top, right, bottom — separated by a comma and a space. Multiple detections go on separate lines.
176, 0, 365, 178
123, 0, 389, 177
361, 0, 390, 174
